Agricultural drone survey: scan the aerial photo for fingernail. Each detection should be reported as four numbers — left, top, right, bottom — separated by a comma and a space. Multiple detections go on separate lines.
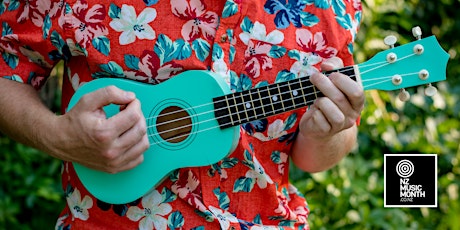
125, 91, 135, 99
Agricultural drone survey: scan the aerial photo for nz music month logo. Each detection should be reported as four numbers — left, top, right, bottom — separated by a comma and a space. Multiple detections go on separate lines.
384, 154, 437, 207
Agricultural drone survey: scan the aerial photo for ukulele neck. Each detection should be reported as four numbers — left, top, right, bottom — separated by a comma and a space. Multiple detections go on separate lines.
213, 65, 360, 129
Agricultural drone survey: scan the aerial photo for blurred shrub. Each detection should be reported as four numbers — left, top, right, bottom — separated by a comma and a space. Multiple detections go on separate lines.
294, 0, 460, 229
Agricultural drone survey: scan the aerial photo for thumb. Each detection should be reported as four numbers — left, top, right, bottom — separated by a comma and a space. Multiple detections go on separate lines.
321, 57, 344, 72
82, 86, 136, 111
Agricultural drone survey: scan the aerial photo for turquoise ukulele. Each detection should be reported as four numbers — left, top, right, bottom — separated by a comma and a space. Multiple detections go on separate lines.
67, 33, 449, 204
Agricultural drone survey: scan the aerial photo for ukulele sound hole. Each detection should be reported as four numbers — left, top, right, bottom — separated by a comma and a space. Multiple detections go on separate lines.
156, 106, 192, 143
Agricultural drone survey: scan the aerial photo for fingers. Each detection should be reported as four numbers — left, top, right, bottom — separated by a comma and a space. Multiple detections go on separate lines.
69, 86, 149, 173
103, 98, 149, 173
328, 73, 364, 113
321, 56, 344, 71
305, 57, 364, 136
310, 73, 354, 116
79, 86, 136, 111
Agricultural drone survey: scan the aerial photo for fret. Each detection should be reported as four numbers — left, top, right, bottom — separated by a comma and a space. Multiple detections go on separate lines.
239, 92, 250, 122
242, 91, 256, 121
227, 94, 241, 127
213, 65, 356, 129
278, 82, 293, 111
269, 85, 282, 114
213, 95, 233, 129
262, 86, 276, 116
300, 78, 319, 104
313, 84, 318, 99
276, 83, 287, 112
286, 81, 296, 106
289, 79, 306, 108
255, 88, 266, 117
297, 78, 307, 106
232, 92, 248, 124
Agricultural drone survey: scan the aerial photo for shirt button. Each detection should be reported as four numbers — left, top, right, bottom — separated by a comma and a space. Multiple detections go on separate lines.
230, 227, 236, 230
220, 34, 228, 43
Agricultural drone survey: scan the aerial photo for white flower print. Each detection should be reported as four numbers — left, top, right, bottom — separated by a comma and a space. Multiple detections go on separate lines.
66, 188, 93, 221
209, 206, 239, 230
239, 21, 284, 45
289, 51, 321, 78
245, 156, 274, 189
253, 119, 288, 141
109, 4, 157, 45
127, 190, 172, 230
212, 57, 231, 85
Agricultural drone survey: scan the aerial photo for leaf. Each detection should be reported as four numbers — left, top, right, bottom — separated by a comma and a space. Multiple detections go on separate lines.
240, 16, 254, 33
300, 12, 319, 27
232, 73, 252, 92
335, 14, 352, 30
99, 61, 124, 77
50, 31, 66, 51
161, 187, 177, 203
275, 70, 296, 83
233, 177, 255, 193
268, 45, 287, 58
124, 54, 140, 70
271, 151, 282, 164
92, 36, 110, 56
191, 38, 210, 62
221, 158, 239, 169
143, 0, 159, 6
167, 211, 184, 229
174, 39, 191, 60
154, 34, 176, 65
2, 52, 18, 69
213, 188, 230, 210
212, 43, 224, 61
108, 3, 121, 19
283, 113, 297, 130
222, 0, 238, 18
42, 15, 51, 39
331, 0, 346, 16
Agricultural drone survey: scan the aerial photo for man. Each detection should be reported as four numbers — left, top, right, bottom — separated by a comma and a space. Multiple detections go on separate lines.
0, 0, 364, 229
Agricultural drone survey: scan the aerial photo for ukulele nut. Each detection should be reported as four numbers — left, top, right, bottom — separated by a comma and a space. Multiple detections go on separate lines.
418, 69, 429, 80
386, 52, 397, 63
413, 44, 424, 55
391, 75, 402, 85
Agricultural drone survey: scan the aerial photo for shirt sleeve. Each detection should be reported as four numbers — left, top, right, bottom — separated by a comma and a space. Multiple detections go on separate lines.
0, 2, 65, 90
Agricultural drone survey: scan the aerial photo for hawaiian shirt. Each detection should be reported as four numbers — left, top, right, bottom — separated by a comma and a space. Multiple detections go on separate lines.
0, 0, 362, 229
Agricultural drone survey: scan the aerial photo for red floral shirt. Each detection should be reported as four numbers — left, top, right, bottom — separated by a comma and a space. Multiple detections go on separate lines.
0, 0, 362, 229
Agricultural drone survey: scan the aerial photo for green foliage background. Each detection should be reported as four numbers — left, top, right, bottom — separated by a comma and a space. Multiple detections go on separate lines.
1, 0, 459, 229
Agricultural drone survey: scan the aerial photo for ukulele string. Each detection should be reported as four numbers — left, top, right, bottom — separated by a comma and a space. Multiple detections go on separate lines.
148, 71, 403, 145
148, 91, 322, 145
147, 52, 418, 145
146, 51, 414, 125
144, 65, 356, 126
145, 68, 354, 137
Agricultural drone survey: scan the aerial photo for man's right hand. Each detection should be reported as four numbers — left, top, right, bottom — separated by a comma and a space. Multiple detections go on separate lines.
53, 86, 149, 173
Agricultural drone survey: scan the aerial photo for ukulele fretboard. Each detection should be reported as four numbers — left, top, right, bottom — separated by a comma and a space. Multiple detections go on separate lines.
213, 66, 357, 129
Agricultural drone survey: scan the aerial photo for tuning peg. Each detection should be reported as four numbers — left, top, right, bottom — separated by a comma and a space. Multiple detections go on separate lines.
424, 84, 437, 97
412, 26, 422, 40
398, 89, 411, 102
384, 35, 398, 48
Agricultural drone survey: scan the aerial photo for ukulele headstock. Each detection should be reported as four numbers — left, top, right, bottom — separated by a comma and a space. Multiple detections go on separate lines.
357, 26, 449, 101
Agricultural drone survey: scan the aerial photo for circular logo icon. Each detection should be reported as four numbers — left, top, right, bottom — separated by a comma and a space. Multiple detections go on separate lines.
396, 159, 414, 178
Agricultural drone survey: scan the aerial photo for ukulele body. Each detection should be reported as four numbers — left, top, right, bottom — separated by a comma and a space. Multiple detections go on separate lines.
67, 70, 240, 204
